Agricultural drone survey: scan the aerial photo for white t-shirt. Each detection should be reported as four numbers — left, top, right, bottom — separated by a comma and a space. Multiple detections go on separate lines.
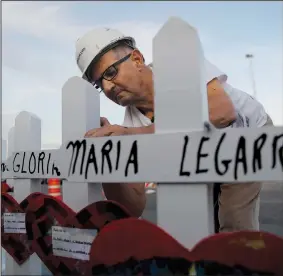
123, 59, 267, 128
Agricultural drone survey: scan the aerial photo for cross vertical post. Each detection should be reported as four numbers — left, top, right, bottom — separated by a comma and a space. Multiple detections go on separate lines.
61, 76, 103, 212
6, 126, 15, 196
6, 111, 43, 275
153, 17, 214, 248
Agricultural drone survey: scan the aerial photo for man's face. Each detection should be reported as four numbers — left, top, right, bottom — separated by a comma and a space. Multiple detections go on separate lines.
90, 48, 148, 107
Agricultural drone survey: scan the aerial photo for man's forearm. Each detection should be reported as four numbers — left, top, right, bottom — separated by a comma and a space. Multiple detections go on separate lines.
207, 78, 236, 128
101, 125, 152, 217
102, 182, 146, 217
129, 124, 155, 135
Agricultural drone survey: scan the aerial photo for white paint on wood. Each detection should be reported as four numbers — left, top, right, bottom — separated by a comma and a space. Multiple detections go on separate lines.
5, 126, 283, 183
153, 16, 213, 248
61, 76, 103, 212
10, 149, 61, 179
7, 127, 15, 158
5, 111, 43, 275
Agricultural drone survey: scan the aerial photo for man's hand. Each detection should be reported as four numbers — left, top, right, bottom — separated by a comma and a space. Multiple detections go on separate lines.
85, 117, 154, 138
85, 116, 148, 217
84, 117, 131, 138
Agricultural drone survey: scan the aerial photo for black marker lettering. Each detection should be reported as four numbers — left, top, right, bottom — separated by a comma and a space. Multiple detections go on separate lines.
21, 152, 27, 173
179, 135, 190, 177
252, 133, 267, 172
196, 136, 209, 174
1, 163, 9, 172
46, 152, 51, 174
272, 134, 283, 170
28, 152, 36, 174
66, 140, 86, 176
115, 141, 121, 171
85, 144, 98, 179
234, 136, 247, 180
38, 152, 45, 174
13, 153, 20, 172
214, 133, 231, 175
52, 164, 61, 177
101, 140, 113, 174
125, 140, 138, 177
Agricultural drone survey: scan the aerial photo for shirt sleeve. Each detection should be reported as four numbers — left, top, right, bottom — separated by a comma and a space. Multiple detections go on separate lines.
205, 59, 228, 84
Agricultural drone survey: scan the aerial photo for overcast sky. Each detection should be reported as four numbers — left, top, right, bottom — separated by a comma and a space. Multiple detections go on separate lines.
2, 1, 282, 148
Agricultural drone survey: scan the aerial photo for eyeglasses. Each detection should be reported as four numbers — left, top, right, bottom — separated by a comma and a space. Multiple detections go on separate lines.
92, 53, 132, 92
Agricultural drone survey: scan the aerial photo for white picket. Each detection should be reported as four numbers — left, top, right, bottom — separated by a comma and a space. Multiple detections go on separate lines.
4, 112, 43, 275
61, 76, 103, 212
153, 17, 214, 247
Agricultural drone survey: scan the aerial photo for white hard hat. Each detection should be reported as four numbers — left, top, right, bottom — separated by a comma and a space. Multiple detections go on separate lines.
75, 27, 136, 82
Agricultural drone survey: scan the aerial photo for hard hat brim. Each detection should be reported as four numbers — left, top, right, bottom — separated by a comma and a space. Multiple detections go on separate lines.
82, 37, 135, 83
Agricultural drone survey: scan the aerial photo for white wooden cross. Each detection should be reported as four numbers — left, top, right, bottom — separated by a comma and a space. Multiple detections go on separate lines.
153, 17, 214, 245
3, 112, 43, 275
1, 17, 282, 275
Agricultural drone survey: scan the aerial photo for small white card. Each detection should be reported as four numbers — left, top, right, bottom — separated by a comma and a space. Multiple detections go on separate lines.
51, 226, 97, 261
3, 213, 26, 234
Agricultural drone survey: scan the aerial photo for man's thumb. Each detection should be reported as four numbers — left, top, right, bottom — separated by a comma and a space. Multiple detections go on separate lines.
100, 117, 110, 126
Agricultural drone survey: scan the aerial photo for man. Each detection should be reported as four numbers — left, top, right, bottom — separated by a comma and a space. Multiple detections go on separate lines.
75, 27, 273, 231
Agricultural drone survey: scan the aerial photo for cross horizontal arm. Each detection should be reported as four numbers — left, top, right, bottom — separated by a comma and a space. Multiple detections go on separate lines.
3, 126, 282, 183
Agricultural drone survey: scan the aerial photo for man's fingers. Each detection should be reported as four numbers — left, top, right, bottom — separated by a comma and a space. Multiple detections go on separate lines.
85, 124, 125, 138
92, 127, 113, 137
100, 117, 110, 127
84, 118, 110, 137
84, 129, 97, 137
109, 132, 119, 136
85, 125, 116, 138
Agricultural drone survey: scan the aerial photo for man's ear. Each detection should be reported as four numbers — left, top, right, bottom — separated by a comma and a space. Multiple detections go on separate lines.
131, 49, 145, 67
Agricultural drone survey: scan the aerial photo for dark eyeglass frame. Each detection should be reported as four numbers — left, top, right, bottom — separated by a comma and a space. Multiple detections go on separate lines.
92, 53, 132, 92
